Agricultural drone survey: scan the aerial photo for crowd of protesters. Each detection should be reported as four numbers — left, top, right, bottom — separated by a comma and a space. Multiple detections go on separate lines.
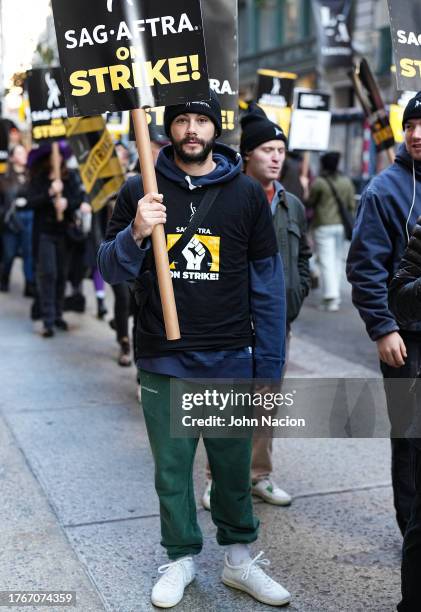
2, 89, 421, 610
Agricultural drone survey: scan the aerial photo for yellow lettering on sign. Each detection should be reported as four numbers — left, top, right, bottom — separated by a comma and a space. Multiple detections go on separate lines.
70, 70, 91, 96
68, 55, 202, 97
88, 67, 109, 93
400, 58, 421, 78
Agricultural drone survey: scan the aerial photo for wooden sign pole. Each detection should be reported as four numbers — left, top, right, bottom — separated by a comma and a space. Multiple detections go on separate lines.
131, 108, 181, 341
51, 142, 64, 222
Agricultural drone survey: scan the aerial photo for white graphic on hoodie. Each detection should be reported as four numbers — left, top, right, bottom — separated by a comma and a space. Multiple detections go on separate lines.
182, 237, 206, 271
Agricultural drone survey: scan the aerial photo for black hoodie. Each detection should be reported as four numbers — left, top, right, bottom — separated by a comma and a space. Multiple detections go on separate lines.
101, 143, 281, 358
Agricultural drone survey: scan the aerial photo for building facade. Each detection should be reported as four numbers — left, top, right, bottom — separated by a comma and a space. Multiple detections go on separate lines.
238, 0, 395, 184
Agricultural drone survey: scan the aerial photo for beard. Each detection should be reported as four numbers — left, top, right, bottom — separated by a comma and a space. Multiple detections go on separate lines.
171, 134, 216, 164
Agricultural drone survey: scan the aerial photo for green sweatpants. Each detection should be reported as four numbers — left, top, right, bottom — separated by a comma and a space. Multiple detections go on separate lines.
139, 369, 259, 560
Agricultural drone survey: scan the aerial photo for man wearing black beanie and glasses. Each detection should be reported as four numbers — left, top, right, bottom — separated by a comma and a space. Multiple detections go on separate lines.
98, 91, 291, 608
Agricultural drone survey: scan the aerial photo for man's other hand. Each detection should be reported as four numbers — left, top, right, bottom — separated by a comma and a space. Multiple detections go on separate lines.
376, 332, 407, 368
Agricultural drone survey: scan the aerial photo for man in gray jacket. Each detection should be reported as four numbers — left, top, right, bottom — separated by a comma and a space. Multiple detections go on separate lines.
202, 106, 311, 509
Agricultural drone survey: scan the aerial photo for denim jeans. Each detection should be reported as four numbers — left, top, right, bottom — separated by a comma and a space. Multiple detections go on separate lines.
313, 224, 344, 303
1, 209, 34, 283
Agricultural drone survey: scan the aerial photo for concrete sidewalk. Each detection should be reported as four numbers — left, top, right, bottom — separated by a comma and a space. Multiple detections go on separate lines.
0, 272, 401, 612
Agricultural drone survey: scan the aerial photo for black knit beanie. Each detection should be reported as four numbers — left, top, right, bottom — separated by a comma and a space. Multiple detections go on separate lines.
402, 91, 421, 129
240, 104, 287, 157
164, 89, 222, 138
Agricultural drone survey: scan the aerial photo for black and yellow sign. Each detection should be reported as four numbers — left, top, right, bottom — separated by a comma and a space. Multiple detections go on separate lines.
203, 0, 238, 146
0, 119, 9, 175
26, 68, 68, 142
51, 0, 210, 118
349, 58, 395, 153
256, 69, 296, 136
388, 0, 421, 91
66, 116, 125, 212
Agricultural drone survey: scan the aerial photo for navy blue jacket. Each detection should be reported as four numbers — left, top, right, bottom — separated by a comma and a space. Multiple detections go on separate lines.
346, 144, 421, 340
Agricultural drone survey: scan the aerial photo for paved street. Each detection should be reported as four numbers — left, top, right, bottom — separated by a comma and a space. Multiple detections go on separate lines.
0, 264, 401, 612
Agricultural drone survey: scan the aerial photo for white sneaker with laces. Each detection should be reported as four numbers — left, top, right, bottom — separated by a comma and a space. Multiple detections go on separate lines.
202, 479, 212, 510
151, 556, 195, 608
252, 478, 292, 506
222, 551, 291, 606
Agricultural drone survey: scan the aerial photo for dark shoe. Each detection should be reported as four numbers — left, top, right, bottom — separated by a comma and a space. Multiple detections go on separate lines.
0, 279, 9, 292
42, 327, 55, 338
97, 297, 108, 320
24, 281, 36, 298
55, 319, 69, 331
118, 339, 132, 367
64, 293, 86, 313
109, 318, 116, 331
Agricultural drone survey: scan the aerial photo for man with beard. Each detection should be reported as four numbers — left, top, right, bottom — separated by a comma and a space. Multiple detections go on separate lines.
98, 91, 290, 608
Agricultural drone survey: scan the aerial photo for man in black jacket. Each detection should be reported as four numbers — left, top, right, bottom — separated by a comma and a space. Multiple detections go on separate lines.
389, 217, 421, 612
98, 91, 290, 609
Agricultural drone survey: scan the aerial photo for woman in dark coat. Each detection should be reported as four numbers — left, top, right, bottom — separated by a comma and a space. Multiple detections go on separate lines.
28, 142, 83, 337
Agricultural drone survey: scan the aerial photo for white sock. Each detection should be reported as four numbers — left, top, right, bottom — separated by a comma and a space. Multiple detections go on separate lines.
227, 544, 251, 565
96, 290, 105, 299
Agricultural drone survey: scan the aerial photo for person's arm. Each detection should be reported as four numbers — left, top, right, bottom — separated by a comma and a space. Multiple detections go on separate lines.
97, 180, 165, 285
297, 204, 312, 300
346, 187, 406, 367
249, 254, 286, 380
347, 179, 356, 213
346, 187, 399, 340
247, 181, 286, 380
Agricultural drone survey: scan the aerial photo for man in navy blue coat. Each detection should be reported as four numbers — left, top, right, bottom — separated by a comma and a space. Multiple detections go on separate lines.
347, 92, 421, 536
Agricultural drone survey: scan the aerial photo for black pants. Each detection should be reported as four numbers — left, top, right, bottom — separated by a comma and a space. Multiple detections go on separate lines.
112, 283, 130, 342
37, 233, 68, 329
381, 332, 421, 535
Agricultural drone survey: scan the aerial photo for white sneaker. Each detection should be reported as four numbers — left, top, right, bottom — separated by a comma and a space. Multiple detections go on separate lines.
151, 556, 195, 608
202, 479, 212, 511
252, 478, 292, 506
222, 551, 291, 606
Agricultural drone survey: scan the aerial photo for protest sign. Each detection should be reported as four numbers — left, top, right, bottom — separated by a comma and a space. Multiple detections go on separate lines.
126, 0, 239, 146
311, 0, 353, 69
203, 0, 238, 146
387, 1, 421, 91
51, 0, 211, 341
26, 67, 67, 141
67, 116, 125, 212
256, 69, 296, 136
106, 110, 130, 138
289, 90, 331, 152
0, 119, 9, 175
51, 0, 209, 117
349, 58, 395, 158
